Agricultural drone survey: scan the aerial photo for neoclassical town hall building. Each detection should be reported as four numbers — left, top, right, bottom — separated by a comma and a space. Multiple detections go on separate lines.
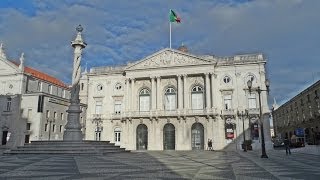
80, 46, 272, 151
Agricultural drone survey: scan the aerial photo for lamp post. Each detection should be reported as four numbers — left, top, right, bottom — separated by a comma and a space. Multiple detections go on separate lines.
247, 79, 270, 158
237, 110, 249, 152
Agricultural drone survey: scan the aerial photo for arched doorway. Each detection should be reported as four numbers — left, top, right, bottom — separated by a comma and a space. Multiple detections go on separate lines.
136, 124, 148, 150
191, 123, 204, 150
163, 123, 175, 150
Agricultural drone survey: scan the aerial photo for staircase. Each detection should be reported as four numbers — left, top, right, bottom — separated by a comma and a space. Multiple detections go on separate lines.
3, 140, 130, 155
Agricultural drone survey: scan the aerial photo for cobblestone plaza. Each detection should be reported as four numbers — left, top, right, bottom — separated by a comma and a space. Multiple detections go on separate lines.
0, 148, 319, 179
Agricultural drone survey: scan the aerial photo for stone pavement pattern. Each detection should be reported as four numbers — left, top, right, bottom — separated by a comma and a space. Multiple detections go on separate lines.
0, 150, 319, 179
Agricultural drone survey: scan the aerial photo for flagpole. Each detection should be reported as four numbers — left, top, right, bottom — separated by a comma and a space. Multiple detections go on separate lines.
170, 22, 172, 49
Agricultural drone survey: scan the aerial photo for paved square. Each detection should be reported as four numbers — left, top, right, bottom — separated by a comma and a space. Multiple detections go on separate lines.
0, 150, 319, 179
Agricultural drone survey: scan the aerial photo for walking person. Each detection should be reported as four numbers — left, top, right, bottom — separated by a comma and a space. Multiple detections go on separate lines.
207, 139, 213, 151
284, 137, 291, 155
207, 139, 211, 150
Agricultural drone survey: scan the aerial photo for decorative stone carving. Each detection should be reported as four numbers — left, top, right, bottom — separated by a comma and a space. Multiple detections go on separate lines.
128, 50, 211, 69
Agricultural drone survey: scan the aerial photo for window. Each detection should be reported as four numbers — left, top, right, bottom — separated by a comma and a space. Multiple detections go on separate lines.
26, 123, 31, 130
37, 95, 44, 112
61, 113, 64, 120
165, 87, 177, 110
45, 124, 48, 131
315, 90, 319, 98
307, 94, 310, 102
48, 85, 52, 94
224, 95, 232, 110
59, 125, 63, 132
52, 124, 56, 132
191, 86, 204, 110
81, 83, 84, 90
37, 82, 41, 91
139, 89, 151, 112
6, 97, 11, 112
114, 127, 121, 144
54, 112, 57, 119
223, 76, 231, 84
248, 93, 256, 109
46, 110, 50, 118
27, 109, 32, 119
97, 84, 103, 91
114, 101, 122, 114
95, 101, 102, 114
115, 83, 122, 90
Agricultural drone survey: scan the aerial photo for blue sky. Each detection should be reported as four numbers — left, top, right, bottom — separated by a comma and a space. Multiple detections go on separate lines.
0, 0, 319, 106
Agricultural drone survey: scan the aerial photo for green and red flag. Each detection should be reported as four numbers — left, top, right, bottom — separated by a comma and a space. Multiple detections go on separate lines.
169, 10, 181, 23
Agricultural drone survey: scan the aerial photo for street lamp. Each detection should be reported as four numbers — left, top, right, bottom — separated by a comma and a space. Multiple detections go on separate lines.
247, 79, 270, 158
237, 109, 249, 152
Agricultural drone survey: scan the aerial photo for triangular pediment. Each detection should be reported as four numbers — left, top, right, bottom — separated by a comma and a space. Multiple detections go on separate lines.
0, 60, 20, 75
126, 48, 214, 70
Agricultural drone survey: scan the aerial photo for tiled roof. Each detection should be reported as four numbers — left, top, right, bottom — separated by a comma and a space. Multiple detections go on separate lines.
11, 61, 68, 88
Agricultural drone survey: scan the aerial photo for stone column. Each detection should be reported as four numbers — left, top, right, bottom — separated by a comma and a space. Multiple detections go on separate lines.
177, 75, 183, 110
126, 78, 130, 111
156, 76, 161, 110
183, 74, 188, 110
210, 73, 215, 108
131, 78, 135, 111
205, 73, 211, 109
63, 25, 86, 141
151, 77, 156, 110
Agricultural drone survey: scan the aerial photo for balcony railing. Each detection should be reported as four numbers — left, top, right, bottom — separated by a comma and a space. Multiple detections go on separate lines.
91, 108, 218, 120
221, 109, 235, 116
248, 108, 260, 115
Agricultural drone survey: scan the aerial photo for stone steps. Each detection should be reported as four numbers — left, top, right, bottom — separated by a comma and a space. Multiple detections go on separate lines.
4, 140, 130, 155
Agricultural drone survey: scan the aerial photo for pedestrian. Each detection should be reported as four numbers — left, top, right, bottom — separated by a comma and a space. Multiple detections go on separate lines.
207, 139, 213, 151
210, 139, 214, 151
284, 137, 291, 155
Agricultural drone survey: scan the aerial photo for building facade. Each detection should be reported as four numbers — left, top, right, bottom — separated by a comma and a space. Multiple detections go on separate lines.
81, 47, 272, 151
273, 80, 320, 145
0, 45, 87, 148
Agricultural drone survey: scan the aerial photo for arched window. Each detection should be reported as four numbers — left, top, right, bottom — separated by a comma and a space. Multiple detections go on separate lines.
165, 87, 176, 110
139, 89, 151, 112
191, 86, 204, 110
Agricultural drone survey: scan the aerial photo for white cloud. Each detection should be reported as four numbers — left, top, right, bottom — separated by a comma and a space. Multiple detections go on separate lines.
0, 0, 319, 104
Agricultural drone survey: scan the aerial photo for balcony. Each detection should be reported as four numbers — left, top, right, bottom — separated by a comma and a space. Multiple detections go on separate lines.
221, 109, 235, 116
248, 108, 260, 115
107, 108, 218, 119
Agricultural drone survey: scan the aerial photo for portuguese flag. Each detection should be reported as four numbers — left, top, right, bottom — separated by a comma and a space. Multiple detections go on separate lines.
169, 10, 181, 23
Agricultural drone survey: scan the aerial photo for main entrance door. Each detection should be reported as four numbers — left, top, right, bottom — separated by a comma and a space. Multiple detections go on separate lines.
163, 123, 175, 150
136, 124, 148, 150
191, 123, 204, 150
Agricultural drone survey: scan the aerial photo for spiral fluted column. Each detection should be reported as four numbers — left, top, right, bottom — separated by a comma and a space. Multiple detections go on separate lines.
63, 25, 87, 141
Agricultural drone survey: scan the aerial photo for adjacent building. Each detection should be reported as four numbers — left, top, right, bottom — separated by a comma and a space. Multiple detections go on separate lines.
0, 44, 87, 148
80, 46, 272, 151
272, 80, 320, 145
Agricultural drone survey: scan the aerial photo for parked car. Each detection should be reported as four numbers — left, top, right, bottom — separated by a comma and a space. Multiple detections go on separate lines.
273, 138, 284, 148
